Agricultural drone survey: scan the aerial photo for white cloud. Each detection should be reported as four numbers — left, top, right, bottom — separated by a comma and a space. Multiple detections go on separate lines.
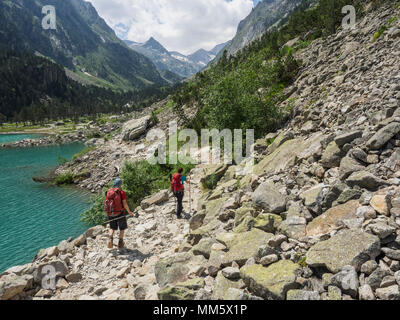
87, 0, 254, 55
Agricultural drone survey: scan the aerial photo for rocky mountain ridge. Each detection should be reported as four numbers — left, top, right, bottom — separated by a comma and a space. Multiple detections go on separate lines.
212, 0, 307, 63
0, 0, 165, 90
126, 37, 228, 79
1, 0, 400, 301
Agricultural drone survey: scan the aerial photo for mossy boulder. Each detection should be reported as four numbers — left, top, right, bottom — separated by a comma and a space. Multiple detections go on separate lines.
253, 133, 324, 177
212, 272, 245, 300
234, 206, 256, 226
306, 229, 381, 273
192, 238, 217, 259
203, 197, 230, 225
225, 229, 273, 266
254, 213, 282, 233
240, 261, 301, 300
154, 253, 192, 288
233, 216, 255, 233
188, 219, 222, 245
157, 286, 195, 300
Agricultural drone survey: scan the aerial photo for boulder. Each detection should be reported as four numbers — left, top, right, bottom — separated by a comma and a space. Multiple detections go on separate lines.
334, 131, 363, 147
300, 184, 329, 214
278, 216, 307, 240
359, 284, 375, 300
33, 260, 69, 284
122, 116, 151, 141
254, 213, 282, 233
375, 285, 400, 300
222, 267, 241, 280
306, 229, 381, 273
141, 190, 169, 209
321, 141, 344, 168
225, 229, 273, 266
66, 273, 83, 283
306, 200, 360, 236
370, 195, 391, 216
331, 266, 359, 297
339, 157, 365, 180
254, 133, 324, 176
155, 253, 206, 288
240, 261, 301, 300
266, 131, 294, 155
0, 274, 33, 300
366, 122, 400, 150
346, 171, 386, 191
192, 238, 217, 259
154, 253, 192, 288
252, 181, 287, 214
212, 272, 245, 300
157, 286, 195, 300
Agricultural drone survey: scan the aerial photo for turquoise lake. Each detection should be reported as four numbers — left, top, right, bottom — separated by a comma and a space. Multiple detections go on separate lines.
0, 134, 92, 273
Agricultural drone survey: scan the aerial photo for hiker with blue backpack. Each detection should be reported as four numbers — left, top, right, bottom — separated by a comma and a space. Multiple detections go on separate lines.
104, 178, 134, 249
171, 168, 191, 219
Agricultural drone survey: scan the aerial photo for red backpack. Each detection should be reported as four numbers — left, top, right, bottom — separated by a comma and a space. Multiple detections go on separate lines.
104, 188, 123, 216
171, 173, 184, 193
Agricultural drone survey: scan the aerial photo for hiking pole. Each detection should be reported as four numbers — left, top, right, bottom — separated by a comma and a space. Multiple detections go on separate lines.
188, 176, 192, 215
101, 214, 135, 226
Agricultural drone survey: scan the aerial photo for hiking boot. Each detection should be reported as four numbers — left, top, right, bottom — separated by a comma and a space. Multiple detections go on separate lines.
118, 239, 125, 249
107, 238, 113, 249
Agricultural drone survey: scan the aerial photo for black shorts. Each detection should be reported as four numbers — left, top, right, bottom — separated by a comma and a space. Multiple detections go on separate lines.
108, 213, 128, 231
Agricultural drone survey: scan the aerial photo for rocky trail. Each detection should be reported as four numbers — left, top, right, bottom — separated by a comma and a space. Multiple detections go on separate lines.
2, 0, 400, 301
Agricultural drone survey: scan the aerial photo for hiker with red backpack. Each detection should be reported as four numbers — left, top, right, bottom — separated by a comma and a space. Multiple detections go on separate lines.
171, 168, 190, 219
104, 178, 134, 249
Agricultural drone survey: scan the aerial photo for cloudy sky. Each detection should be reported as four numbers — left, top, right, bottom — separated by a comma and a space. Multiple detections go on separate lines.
88, 0, 262, 55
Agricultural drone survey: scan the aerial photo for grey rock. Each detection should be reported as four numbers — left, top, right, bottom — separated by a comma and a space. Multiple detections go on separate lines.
122, 116, 151, 141
367, 267, 390, 290
346, 171, 386, 191
382, 248, 400, 261
359, 284, 375, 300
367, 122, 400, 150
306, 229, 381, 273
331, 266, 359, 297
222, 267, 241, 280
252, 181, 287, 214
334, 131, 363, 147
361, 260, 378, 275
321, 141, 345, 168
375, 285, 400, 300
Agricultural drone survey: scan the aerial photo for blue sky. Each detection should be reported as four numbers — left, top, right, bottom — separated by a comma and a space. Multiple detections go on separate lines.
89, 0, 257, 54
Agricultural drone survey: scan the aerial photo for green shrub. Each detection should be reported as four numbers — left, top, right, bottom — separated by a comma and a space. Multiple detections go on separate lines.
372, 25, 388, 42
80, 191, 108, 226
202, 173, 218, 190
54, 172, 75, 185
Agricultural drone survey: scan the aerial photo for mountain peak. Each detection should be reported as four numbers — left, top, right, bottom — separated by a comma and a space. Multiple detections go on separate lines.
144, 37, 169, 54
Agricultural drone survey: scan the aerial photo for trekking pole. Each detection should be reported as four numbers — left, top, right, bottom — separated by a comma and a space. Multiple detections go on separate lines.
188, 176, 192, 215
101, 214, 134, 226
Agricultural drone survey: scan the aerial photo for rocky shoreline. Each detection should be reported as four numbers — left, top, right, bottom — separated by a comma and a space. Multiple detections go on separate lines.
1, 123, 122, 149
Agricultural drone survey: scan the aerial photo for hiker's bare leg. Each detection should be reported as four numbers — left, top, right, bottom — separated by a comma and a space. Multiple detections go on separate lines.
119, 230, 125, 240
109, 229, 115, 237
